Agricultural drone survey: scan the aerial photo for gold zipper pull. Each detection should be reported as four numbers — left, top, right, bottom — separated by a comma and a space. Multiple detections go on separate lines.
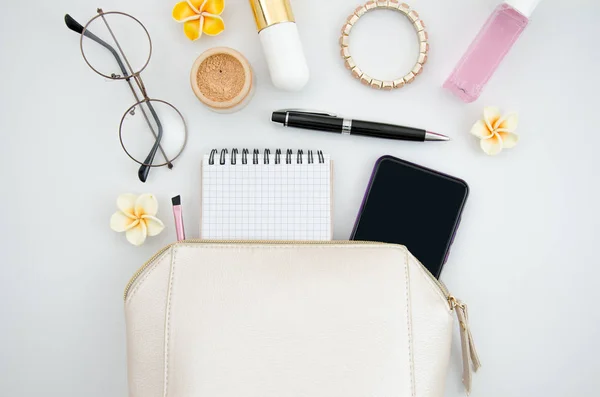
449, 296, 481, 395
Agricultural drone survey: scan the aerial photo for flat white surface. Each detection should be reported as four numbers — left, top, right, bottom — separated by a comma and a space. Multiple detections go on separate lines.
201, 152, 332, 240
0, 0, 599, 395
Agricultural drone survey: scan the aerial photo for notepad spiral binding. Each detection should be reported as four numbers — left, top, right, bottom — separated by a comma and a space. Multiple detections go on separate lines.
208, 149, 326, 166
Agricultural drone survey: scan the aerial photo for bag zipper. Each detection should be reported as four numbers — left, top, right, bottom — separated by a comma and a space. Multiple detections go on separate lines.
123, 239, 450, 301
448, 296, 481, 395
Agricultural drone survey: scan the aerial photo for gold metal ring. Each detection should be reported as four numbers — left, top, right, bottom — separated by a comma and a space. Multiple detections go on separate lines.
340, 1, 429, 90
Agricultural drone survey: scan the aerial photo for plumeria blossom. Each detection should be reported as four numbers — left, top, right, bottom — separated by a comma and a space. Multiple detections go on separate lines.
110, 194, 165, 246
173, 0, 225, 41
471, 107, 519, 156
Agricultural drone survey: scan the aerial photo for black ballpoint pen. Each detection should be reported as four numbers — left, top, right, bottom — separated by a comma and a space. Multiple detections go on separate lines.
272, 109, 450, 142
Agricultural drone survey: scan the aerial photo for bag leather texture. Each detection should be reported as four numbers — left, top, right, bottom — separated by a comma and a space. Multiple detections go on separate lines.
124, 242, 476, 397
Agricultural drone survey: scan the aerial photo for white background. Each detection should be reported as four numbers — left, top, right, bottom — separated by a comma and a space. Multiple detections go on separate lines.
1, 0, 599, 395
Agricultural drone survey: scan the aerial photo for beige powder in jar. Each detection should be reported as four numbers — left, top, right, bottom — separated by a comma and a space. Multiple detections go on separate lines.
197, 54, 246, 102
191, 47, 254, 113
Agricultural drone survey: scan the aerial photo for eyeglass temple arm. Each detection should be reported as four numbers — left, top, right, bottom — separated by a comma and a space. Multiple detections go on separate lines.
64, 14, 129, 78
138, 102, 163, 183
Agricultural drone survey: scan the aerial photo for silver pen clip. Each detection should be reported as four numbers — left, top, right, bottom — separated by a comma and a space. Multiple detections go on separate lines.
277, 109, 337, 117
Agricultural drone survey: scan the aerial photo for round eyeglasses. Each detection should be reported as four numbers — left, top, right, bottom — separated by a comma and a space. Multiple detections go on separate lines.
65, 9, 188, 182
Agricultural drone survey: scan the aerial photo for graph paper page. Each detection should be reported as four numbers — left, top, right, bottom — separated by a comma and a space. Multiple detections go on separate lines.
201, 151, 332, 241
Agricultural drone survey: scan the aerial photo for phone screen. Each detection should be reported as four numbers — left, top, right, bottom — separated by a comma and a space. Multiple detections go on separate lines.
351, 156, 469, 278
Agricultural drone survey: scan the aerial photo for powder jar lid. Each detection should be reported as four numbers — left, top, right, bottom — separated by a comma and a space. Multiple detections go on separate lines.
190, 47, 254, 113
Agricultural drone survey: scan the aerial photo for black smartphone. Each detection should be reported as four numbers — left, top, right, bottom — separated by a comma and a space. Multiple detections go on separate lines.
351, 156, 469, 278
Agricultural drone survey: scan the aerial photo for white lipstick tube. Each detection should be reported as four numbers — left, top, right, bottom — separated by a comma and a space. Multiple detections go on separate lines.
249, 0, 310, 91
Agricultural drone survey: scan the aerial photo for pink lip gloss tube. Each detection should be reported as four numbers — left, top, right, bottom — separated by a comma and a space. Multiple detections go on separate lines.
444, 0, 542, 103
171, 195, 186, 242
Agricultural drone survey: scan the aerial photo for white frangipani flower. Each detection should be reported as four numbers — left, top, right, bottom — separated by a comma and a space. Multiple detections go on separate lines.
110, 194, 165, 246
471, 107, 519, 156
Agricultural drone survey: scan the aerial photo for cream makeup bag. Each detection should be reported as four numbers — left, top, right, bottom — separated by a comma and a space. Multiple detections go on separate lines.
124, 241, 480, 397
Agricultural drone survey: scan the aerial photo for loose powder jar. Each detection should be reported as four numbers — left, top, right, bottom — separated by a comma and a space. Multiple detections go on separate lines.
191, 47, 255, 113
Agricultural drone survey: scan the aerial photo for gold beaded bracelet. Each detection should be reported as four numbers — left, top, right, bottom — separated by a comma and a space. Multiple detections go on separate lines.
340, 1, 429, 90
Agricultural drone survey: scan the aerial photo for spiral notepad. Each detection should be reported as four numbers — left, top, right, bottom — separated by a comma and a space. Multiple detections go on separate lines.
201, 149, 332, 241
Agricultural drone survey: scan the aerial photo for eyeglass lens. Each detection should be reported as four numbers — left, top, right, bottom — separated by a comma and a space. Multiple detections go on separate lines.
81, 12, 151, 80
120, 99, 187, 168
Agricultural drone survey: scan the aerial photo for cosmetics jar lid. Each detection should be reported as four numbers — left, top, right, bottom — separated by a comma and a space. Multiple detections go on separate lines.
249, 0, 295, 32
190, 47, 255, 113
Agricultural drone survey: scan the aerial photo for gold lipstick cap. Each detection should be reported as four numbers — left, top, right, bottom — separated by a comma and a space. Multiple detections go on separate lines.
249, 0, 295, 32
